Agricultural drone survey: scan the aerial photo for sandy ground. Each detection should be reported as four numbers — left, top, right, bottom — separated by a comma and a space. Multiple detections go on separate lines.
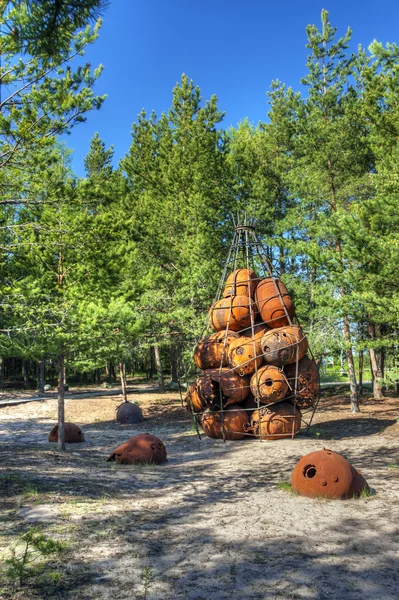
0, 389, 398, 600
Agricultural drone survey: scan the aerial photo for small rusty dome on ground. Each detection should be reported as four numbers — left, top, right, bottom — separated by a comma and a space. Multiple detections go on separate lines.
291, 448, 370, 499
201, 405, 249, 440
116, 402, 144, 424
107, 433, 167, 465
250, 402, 301, 440
48, 423, 84, 443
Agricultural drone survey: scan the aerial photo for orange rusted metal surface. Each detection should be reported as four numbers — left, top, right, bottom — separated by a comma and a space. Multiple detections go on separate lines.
254, 278, 295, 328
291, 448, 370, 499
184, 381, 206, 413
223, 268, 259, 298
284, 356, 319, 408
48, 423, 84, 443
193, 330, 239, 370
228, 336, 263, 376
209, 295, 257, 332
197, 368, 249, 408
261, 325, 308, 367
116, 402, 144, 424
201, 405, 249, 440
107, 433, 167, 465
250, 402, 301, 440
250, 365, 288, 403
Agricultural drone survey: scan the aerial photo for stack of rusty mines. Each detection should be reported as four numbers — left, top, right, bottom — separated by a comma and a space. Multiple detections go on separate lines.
184, 218, 320, 441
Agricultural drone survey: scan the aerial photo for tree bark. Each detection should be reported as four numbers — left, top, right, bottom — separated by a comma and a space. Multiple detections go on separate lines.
95, 368, 101, 385
119, 362, 127, 402
343, 316, 359, 413
170, 346, 178, 383
22, 360, 31, 388
368, 322, 384, 399
58, 353, 65, 451
38, 357, 45, 394
154, 345, 165, 392
358, 350, 364, 397
0, 356, 4, 389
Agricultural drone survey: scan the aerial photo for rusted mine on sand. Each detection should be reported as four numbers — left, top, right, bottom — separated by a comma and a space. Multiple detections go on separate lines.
201, 405, 249, 440
116, 402, 144, 424
48, 422, 85, 443
107, 433, 167, 465
291, 448, 370, 499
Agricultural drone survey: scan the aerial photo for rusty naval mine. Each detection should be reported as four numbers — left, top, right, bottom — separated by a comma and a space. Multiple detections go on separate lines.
48, 422, 84, 443
107, 433, 167, 465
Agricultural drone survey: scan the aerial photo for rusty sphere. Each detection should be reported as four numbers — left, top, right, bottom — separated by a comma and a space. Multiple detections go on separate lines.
193, 330, 239, 370
201, 405, 249, 440
250, 365, 288, 403
291, 448, 370, 499
223, 269, 259, 298
48, 423, 84, 443
284, 356, 319, 408
106, 433, 167, 465
250, 402, 301, 440
197, 368, 249, 409
228, 336, 263, 376
261, 325, 308, 367
254, 278, 295, 328
116, 402, 144, 424
209, 295, 257, 332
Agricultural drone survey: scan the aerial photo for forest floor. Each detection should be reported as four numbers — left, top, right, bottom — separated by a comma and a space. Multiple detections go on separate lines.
0, 387, 398, 600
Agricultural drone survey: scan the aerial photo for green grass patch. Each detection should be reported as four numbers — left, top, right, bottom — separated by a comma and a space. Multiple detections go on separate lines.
277, 481, 294, 493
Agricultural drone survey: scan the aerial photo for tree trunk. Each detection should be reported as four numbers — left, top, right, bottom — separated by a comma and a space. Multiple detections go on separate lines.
343, 316, 359, 413
119, 362, 127, 402
38, 357, 45, 394
358, 350, 364, 397
154, 345, 165, 392
0, 357, 4, 389
368, 323, 384, 399
58, 353, 65, 451
148, 347, 155, 382
339, 350, 345, 376
170, 346, 178, 383
22, 360, 31, 388
95, 368, 101, 385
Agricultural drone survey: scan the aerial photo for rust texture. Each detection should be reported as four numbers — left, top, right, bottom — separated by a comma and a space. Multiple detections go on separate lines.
261, 325, 308, 366
201, 405, 249, 440
193, 330, 239, 370
250, 402, 301, 440
223, 268, 259, 298
291, 448, 370, 499
250, 365, 288, 403
228, 336, 263, 376
107, 433, 167, 465
184, 381, 206, 413
116, 402, 144, 424
209, 295, 257, 332
197, 368, 249, 408
284, 356, 319, 408
254, 278, 295, 328
48, 423, 84, 443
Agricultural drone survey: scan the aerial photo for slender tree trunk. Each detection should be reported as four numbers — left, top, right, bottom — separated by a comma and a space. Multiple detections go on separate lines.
22, 360, 31, 388
343, 316, 359, 413
119, 362, 127, 402
95, 368, 101, 385
154, 345, 165, 392
38, 357, 45, 394
0, 357, 4, 389
339, 350, 345, 375
58, 353, 65, 451
170, 346, 178, 383
368, 322, 384, 399
149, 347, 155, 382
358, 350, 364, 397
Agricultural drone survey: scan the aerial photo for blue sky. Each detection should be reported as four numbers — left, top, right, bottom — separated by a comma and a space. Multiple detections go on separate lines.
66, 0, 399, 176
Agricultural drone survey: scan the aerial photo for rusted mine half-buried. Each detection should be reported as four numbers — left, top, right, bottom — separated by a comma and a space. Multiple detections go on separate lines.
291, 448, 370, 499
254, 278, 295, 328
228, 336, 263, 376
201, 405, 249, 440
48, 423, 84, 443
116, 402, 144, 424
261, 325, 308, 367
209, 295, 257, 332
193, 330, 239, 370
284, 356, 319, 409
107, 433, 167, 465
250, 364, 288, 403
223, 268, 259, 298
250, 403, 301, 440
